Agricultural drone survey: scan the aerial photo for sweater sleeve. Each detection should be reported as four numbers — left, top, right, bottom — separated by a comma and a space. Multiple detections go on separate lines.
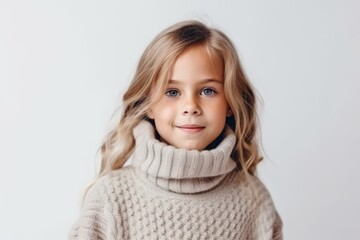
68, 179, 109, 240
272, 211, 283, 240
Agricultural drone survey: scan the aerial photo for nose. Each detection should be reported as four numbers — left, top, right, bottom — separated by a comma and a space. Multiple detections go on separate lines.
182, 95, 201, 115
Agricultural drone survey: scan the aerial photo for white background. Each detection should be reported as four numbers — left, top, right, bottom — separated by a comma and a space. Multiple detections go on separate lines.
1, 0, 359, 239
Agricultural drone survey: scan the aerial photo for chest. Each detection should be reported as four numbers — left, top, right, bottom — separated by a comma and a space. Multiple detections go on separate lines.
113, 192, 256, 240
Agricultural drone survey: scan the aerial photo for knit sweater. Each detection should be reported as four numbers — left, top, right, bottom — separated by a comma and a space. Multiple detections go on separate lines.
69, 121, 282, 240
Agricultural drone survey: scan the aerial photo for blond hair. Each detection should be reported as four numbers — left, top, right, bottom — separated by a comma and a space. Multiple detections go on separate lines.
93, 20, 262, 191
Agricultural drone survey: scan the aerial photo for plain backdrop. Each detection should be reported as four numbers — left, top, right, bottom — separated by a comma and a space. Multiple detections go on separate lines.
1, 0, 359, 239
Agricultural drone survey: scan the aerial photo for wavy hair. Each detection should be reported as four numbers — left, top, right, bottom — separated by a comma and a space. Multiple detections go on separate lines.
92, 20, 262, 191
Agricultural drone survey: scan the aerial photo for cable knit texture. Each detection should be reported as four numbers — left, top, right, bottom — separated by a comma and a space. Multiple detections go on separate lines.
69, 121, 283, 240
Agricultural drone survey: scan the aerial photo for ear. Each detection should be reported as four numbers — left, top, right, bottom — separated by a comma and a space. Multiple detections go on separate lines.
147, 109, 154, 119
226, 107, 233, 117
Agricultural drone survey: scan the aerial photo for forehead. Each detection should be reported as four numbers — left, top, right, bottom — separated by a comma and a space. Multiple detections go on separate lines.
170, 45, 224, 83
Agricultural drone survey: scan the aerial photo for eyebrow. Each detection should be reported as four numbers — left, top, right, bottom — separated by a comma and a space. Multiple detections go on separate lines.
168, 79, 223, 85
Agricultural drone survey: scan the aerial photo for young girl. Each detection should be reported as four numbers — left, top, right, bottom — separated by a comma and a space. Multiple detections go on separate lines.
69, 20, 282, 240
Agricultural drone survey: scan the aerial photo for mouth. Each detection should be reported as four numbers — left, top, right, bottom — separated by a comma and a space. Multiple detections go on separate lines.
176, 124, 205, 133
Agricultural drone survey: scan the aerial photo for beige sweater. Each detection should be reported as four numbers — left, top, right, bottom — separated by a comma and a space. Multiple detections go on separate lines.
69, 121, 282, 239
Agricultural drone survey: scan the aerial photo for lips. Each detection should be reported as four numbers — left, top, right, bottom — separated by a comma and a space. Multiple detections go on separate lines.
176, 124, 205, 133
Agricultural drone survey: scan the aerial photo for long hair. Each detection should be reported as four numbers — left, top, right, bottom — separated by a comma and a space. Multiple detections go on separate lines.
88, 20, 262, 195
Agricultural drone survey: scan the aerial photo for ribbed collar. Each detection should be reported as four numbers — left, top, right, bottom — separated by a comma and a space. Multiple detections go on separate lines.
131, 121, 237, 194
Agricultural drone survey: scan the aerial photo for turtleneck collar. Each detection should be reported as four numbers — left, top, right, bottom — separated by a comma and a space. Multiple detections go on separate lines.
131, 121, 237, 194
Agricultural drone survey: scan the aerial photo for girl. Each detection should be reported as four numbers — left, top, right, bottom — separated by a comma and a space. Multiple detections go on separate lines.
69, 20, 282, 240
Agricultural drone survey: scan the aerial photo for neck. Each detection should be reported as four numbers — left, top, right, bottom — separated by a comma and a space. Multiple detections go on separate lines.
131, 121, 237, 194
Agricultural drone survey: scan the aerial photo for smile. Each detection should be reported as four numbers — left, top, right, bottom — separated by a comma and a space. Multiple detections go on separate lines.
176, 125, 205, 133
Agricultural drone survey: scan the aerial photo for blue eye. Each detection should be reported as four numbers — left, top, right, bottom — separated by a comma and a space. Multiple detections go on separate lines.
166, 89, 180, 97
201, 88, 216, 96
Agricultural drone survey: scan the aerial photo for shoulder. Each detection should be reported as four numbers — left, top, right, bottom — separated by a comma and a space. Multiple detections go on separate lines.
231, 171, 280, 218
84, 167, 134, 205
82, 168, 135, 212
233, 172, 283, 238
231, 171, 276, 203
69, 167, 135, 239
225, 171, 283, 239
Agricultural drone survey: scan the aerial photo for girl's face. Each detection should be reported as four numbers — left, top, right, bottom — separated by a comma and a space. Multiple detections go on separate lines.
148, 45, 231, 150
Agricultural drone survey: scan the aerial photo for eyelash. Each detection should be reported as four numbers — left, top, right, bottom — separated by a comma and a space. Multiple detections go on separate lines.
165, 89, 180, 97
201, 88, 217, 96
165, 88, 217, 97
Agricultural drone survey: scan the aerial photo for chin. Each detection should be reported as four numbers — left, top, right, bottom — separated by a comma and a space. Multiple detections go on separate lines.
178, 143, 206, 151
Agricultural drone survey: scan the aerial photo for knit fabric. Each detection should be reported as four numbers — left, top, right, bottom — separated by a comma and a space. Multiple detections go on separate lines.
69, 121, 282, 240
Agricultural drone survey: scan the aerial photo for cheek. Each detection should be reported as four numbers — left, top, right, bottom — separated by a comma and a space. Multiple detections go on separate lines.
152, 101, 176, 120
205, 98, 228, 116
